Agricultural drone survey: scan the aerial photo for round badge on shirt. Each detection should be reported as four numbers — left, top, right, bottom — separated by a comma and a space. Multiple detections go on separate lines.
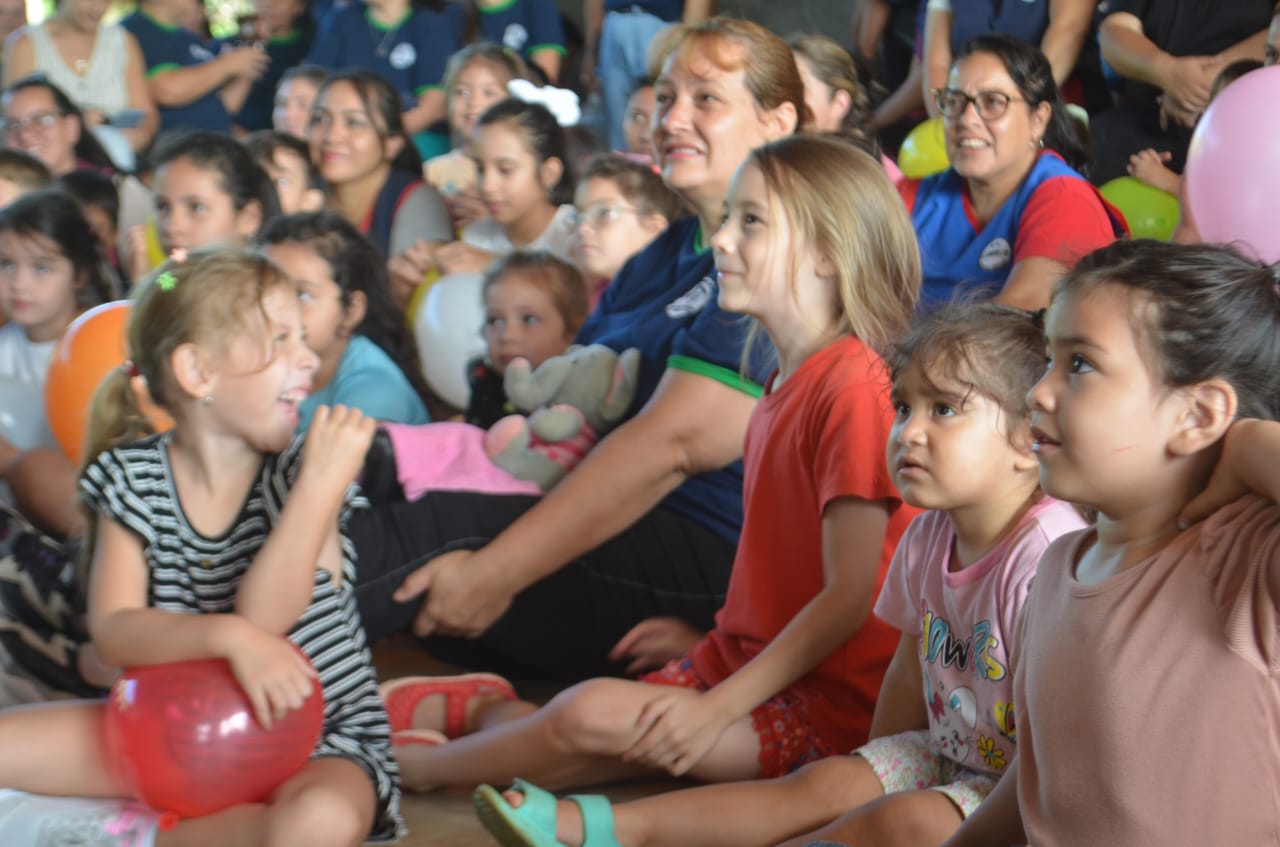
665, 276, 715, 319
978, 238, 1012, 271
503, 23, 529, 51
389, 42, 416, 70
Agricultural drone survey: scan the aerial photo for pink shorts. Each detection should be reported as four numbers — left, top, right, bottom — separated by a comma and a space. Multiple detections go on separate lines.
640, 658, 836, 778
855, 730, 996, 816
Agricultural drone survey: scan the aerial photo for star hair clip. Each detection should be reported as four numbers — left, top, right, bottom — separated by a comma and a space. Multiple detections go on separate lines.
155, 270, 178, 292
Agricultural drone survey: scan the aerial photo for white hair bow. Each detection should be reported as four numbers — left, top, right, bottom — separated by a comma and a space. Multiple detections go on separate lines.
507, 79, 581, 127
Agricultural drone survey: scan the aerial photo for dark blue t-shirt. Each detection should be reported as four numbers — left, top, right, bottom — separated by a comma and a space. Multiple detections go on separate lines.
308, 1, 464, 108
122, 11, 231, 134
478, 0, 565, 63
604, 0, 683, 22
578, 216, 771, 544
948, 0, 1050, 56
218, 29, 313, 132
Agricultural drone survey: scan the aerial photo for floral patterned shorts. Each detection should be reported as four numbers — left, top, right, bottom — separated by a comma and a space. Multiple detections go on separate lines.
640, 658, 836, 778
855, 729, 996, 817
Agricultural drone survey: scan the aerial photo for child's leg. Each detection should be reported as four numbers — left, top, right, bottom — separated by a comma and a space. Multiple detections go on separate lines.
777, 788, 963, 847
397, 677, 761, 792
521, 754, 885, 847
0, 701, 130, 797
776, 741, 993, 847
156, 758, 377, 847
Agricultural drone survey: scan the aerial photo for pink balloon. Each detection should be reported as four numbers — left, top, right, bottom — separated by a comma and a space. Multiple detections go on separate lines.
1185, 65, 1280, 263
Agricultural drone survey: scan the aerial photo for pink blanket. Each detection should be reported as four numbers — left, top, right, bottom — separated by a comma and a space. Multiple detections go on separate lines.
381, 422, 542, 501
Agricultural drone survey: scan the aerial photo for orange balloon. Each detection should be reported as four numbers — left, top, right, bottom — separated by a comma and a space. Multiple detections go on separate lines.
44, 301, 173, 465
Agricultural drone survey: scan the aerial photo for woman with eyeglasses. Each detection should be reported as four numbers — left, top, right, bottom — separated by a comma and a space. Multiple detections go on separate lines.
3, 0, 158, 169
901, 34, 1125, 311
308, 69, 452, 259
0, 76, 115, 176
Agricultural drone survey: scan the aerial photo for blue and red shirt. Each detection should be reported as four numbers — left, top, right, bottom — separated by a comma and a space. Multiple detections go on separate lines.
901, 151, 1125, 306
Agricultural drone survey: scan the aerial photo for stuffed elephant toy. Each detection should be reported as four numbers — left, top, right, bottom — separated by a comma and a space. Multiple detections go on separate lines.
484, 344, 640, 491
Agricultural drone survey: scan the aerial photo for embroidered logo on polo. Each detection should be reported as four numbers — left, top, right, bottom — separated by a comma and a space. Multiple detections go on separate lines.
665, 276, 714, 318
388, 42, 416, 70
978, 238, 1012, 271
503, 23, 529, 51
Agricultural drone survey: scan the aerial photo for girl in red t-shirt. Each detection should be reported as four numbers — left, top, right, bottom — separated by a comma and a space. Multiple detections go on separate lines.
377, 133, 925, 818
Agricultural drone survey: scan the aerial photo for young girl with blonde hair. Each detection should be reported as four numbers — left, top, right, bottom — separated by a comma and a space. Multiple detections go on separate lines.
0, 251, 403, 845
379, 134, 922, 815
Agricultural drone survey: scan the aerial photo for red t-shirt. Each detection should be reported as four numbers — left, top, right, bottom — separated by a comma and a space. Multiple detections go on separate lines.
688, 336, 920, 752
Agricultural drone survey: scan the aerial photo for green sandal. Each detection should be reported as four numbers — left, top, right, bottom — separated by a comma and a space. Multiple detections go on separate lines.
472, 779, 624, 847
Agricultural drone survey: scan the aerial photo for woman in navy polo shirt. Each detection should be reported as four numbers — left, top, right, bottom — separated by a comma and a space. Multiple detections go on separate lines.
350, 17, 806, 680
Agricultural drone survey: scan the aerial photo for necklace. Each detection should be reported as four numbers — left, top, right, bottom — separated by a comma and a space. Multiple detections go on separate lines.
369, 19, 400, 59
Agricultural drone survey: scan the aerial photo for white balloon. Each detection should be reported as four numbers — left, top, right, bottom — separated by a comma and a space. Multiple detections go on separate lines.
413, 272, 488, 409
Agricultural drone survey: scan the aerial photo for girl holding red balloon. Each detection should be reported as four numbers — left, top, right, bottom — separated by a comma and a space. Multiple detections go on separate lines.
0, 250, 404, 845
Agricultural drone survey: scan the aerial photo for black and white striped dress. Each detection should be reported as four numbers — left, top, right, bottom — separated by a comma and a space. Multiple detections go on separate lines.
80, 432, 404, 842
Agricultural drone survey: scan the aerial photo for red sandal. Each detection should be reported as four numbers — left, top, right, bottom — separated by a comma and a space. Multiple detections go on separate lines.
378, 672, 518, 738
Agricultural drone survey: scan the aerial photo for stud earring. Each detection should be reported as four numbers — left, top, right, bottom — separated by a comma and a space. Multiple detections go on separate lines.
201, 394, 213, 407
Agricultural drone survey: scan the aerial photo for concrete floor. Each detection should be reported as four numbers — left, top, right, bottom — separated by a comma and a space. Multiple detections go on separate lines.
372, 637, 686, 847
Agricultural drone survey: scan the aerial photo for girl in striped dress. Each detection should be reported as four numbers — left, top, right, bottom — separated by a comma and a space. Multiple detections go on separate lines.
0, 249, 404, 845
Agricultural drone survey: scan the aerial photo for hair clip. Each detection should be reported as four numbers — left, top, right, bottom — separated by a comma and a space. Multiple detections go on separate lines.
121, 359, 140, 378
155, 271, 178, 292
507, 79, 582, 127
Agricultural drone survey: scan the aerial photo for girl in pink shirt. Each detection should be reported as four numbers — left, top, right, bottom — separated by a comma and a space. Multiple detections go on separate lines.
946, 239, 1280, 847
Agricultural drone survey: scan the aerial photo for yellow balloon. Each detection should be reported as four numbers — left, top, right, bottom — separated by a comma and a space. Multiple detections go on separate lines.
144, 218, 167, 270
898, 117, 950, 179
404, 269, 441, 330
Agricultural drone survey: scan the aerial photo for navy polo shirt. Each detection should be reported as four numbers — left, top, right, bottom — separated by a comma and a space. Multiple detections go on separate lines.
308, 1, 464, 108
122, 11, 231, 134
578, 216, 770, 544
478, 0, 566, 64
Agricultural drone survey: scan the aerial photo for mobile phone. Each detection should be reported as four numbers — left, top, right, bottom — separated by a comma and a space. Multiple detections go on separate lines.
110, 109, 146, 129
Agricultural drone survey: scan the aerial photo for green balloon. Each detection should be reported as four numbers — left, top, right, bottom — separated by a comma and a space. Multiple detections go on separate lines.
1098, 176, 1181, 241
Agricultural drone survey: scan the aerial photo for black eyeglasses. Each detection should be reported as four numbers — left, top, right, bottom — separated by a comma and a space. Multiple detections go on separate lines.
0, 111, 63, 137
932, 88, 1025, 120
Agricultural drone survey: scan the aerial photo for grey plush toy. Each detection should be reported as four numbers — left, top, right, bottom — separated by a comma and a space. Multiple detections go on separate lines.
483, 344, 640, 491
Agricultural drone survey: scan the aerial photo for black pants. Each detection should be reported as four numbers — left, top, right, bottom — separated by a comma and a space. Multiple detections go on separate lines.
1089, 101, 1195, 185
348, 492, 736, 682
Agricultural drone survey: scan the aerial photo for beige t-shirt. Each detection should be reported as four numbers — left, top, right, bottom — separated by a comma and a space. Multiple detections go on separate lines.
1016, 495, 1280, 846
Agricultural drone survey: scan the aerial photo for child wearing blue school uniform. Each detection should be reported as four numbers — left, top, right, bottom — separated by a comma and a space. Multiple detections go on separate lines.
308, 0, 465, 133
474, 0, 566, 82
122, 7, 236, 133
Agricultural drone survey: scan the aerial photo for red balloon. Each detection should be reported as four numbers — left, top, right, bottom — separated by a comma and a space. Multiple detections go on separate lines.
104, 656, 324, 818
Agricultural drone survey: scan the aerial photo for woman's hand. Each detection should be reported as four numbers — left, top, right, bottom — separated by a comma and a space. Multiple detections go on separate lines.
609, 617, 704, 675
392, 549, 515, 638
226, 623, 317, 729
435, 241, 498, 276
301, 405, 376, 494
623, 687, 736, 776
1157, 53, 1223, 122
